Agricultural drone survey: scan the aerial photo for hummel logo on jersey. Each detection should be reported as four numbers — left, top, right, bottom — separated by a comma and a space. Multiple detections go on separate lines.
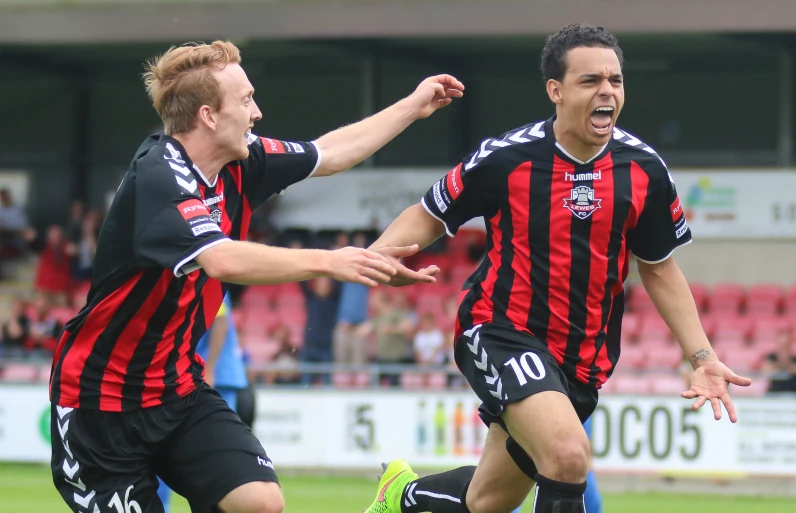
565, 170, 602, 182
564, 186, 602, 219
257, 456, 275, 469
204, 193, 224, 206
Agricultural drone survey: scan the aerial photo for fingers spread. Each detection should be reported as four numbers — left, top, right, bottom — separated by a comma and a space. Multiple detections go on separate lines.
710, 397, 722, 420
721, 393, 739, 423
692, 396, 707, 410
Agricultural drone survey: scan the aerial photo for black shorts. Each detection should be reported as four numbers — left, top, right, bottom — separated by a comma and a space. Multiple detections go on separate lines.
454, 323, 598, 430
51, 385, 277, 513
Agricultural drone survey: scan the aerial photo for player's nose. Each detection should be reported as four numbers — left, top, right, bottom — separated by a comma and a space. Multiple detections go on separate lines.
252, 102, 263, 122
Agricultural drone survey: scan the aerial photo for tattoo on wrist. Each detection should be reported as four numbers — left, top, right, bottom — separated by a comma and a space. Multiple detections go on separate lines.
691, 349, 711, 363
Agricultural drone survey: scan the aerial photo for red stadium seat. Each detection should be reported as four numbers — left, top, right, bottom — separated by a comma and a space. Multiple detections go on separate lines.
400, 372, 425, 390
649, 373, 688, 396
708, 283, 745, 314
751, 316, 792, 342
50, 307, 76, 324
1, 364, 39, 382
426, 372, 448, 389
240, 285, 277, 308
451, 264, 477, 286
611, 374, 652, 395
783, 285, 796, 315
729, 378, 769, 398
643, 344, 684, 370
638, 313, 673, 344
628, 285, 656, 313
746, 284, 784, 315
751, 338, 779, 358
352, 372, 372, 388
38, 365, 52, 383
711, 314, 753, 344
242, 338, 275, 364
617, 343, 647, 370
332, 372, 353, 388
621, 312, 640, 341
715, 343, 764, 372
689, 282, 709, 312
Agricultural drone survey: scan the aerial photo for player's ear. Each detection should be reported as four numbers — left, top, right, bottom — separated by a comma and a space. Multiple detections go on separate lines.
546, 79, 563, 105
198, 105, 217, 131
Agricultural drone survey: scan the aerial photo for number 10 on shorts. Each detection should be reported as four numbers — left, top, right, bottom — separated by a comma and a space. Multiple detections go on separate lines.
505, 352, 546, 385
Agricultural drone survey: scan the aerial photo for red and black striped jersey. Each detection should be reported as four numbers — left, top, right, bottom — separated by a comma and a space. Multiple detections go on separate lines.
422, 116, 691, 388
50, 132, 321, 411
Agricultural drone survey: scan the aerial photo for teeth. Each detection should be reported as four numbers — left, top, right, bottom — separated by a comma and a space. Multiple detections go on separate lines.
595, 107, 613, 113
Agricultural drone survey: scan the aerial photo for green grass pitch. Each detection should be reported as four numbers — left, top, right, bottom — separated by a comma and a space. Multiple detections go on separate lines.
2, 462, 792, 512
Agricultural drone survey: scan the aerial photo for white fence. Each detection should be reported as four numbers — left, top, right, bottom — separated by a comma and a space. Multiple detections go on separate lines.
3, 384, 796, 476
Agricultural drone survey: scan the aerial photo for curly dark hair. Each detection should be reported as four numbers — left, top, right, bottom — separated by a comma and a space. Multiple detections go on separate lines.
540, 24, 623, 82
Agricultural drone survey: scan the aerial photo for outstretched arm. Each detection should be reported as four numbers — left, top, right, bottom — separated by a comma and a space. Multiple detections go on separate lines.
313, 75, 464, 176
369, 203, 447, 287
637, 257, 752, 422
196, 240, 398, 287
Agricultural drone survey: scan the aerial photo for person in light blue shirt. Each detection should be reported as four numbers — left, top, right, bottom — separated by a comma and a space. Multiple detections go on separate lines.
512, 417, 602, 513
157, 293, 248, 511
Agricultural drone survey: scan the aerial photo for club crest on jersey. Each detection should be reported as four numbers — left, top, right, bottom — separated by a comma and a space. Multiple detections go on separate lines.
563, 186, 602, 219
209, 208, 222, 224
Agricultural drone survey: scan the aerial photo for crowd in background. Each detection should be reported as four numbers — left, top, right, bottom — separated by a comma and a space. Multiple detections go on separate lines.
1, 188, 795, 394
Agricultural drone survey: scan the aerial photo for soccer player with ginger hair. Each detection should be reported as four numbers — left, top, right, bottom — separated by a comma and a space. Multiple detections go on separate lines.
364, 24, 751, 513
48, 40, 463, 513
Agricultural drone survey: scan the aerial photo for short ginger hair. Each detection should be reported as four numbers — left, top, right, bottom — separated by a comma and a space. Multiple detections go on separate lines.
143, 40, 241, 135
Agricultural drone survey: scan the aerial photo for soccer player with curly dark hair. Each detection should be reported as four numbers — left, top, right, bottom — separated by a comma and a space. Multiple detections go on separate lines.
363, 23, 751, 513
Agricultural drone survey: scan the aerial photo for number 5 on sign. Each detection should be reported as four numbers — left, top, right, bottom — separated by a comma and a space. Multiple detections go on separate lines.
109, 485, 142, 513
505, 352, 546, 385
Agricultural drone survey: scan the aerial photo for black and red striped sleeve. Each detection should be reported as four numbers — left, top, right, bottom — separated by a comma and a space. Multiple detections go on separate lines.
627, 157, 692, 263
421, 145, 499, 237
240, 133, 321, 209
132, 151, 230, 277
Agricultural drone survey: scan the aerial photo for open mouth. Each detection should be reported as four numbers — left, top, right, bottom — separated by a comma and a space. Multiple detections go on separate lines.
590, 106, 614, 134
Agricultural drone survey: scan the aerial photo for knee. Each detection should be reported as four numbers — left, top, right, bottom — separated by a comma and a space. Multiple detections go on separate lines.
539, 436, 590, 482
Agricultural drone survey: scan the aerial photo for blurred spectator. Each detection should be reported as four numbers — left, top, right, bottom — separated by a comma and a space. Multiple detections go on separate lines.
0, 188, 31, 257
66, 207, 101, 282
334, 232, 370, 367
266, 324, 300, 385
413, 312, 446, 366
31, 225, 73, 305
366, 291, 416, 386
763, 328, 796, 393
26, 292, 63, 354
331, 231, 349, 250
1, 295, 30, 357
64, 200, 85, 243
299, 276, 341, 385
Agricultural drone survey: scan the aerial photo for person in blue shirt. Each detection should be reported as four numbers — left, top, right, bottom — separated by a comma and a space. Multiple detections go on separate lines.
512, 417, 602, 513
157, 293, 248, 511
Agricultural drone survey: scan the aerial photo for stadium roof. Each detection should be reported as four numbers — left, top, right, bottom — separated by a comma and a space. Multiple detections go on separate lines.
3, 0, 796, 44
